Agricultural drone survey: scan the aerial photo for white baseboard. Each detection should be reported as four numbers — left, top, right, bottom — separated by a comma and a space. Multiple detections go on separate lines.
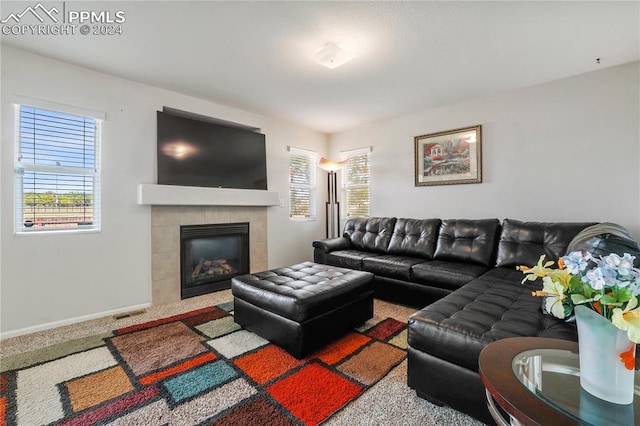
0, 303, 152, 340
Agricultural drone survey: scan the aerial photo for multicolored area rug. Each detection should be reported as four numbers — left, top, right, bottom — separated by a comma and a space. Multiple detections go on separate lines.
1, 303, 407, 426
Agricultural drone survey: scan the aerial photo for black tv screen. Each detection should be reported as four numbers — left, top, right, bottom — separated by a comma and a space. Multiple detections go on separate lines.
157, 111, 267, 190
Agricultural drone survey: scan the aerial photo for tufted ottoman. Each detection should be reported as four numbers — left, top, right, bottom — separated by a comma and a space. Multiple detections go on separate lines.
231, 261, 374, 358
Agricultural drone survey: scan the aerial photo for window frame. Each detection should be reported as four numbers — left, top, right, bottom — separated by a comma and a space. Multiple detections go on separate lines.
340, 147, 372, 219
13, 97, 103, 235
288, 146, 318, 222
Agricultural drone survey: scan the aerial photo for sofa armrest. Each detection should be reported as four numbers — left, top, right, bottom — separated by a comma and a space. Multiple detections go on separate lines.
567, 223, 640, 266
313, 237, 351, 253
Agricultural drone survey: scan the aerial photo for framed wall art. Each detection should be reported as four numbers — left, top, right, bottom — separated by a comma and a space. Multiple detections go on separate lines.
414, 125, 482, 186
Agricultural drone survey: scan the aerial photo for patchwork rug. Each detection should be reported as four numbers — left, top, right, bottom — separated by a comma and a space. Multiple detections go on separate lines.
1, 303, 407, 426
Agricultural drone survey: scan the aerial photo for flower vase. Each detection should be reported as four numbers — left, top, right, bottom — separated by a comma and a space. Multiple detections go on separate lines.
575, 305, 636, 405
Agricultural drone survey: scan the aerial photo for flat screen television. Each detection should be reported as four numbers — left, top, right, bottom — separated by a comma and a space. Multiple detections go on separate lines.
157, 110, 267, 190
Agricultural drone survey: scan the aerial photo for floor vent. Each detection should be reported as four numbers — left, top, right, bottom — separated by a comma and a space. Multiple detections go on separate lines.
113, 309, 146, 320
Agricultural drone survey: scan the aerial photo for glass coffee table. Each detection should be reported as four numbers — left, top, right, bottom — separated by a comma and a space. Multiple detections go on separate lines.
479, 337, 640, 426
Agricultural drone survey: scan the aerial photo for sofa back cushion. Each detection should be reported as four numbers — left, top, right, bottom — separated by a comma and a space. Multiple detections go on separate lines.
495, 219, 596, 268
387, 218, 442, 259
433, 219, 500, 266
344, 217, 397, 253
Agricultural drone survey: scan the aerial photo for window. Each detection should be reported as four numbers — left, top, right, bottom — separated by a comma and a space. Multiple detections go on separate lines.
14, 103, 102, 233
288, 146, 317, 220
341, 147, 371, 218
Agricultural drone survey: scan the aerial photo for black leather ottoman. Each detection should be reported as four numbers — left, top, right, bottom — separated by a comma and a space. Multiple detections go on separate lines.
231, 261, 374, 358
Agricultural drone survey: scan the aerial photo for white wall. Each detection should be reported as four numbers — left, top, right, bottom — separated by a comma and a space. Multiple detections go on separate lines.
330, 61, 640, 241
0, 47, 327, 336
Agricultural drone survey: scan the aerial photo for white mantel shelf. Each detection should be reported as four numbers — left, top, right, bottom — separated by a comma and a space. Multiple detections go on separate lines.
137, 184, 279, 207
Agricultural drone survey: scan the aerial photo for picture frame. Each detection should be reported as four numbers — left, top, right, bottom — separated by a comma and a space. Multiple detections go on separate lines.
414, 125, 482, 186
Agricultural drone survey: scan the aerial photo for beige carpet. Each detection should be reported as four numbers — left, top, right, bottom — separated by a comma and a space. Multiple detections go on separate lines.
1, 290, 484, 425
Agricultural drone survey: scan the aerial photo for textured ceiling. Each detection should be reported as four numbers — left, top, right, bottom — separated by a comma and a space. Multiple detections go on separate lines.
2, 1, 638, 133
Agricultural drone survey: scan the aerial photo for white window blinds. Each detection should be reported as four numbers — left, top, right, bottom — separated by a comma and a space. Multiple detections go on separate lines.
341, 147, 371, 218
14, 104, 102, 233
289, 146, 317, 220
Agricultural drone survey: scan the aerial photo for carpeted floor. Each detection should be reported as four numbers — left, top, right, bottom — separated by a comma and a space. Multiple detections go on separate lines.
0, 290, 484, 425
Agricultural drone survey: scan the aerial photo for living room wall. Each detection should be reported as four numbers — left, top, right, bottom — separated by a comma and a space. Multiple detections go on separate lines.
329, 61, 640, 241
0, 47, 327, 336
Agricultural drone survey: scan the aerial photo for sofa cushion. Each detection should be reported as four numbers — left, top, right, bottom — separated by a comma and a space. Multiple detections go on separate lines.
362, 255, 426, 281
433, 219, 500, 266
495, 219, 596, 268
477, 267, 528, 284
324, 250, 379, 270
344, 217, 396, 253
411, 260, 489, 291
387, 218, 441, 259
407, 274, 577, 371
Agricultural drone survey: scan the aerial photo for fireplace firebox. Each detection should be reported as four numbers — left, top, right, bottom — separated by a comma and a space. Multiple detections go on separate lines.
180, 222, 249, 299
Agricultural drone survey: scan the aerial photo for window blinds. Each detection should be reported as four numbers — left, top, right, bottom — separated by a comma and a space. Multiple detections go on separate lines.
289, 146, 317, 220
341, 147, 371, 218
14, 105, 101, 233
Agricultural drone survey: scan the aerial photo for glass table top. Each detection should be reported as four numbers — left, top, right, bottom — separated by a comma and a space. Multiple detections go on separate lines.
512, 348, 640, 425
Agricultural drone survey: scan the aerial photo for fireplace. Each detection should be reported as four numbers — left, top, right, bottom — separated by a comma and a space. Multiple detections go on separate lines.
180, 222, 249, 299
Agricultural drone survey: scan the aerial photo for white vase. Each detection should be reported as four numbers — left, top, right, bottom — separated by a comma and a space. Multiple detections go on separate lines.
575, 305, 636, 405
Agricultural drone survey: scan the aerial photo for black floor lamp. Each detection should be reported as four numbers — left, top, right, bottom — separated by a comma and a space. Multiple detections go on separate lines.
318, 157, 346, 238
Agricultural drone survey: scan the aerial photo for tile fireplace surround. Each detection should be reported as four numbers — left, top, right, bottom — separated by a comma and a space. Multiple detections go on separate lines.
151, 205, 268, 305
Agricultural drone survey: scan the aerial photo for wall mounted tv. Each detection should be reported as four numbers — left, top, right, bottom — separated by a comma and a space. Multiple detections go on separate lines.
157, 109, 267, 190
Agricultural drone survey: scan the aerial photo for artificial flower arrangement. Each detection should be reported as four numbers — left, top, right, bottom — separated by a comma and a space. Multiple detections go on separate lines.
517, 251, 640, 343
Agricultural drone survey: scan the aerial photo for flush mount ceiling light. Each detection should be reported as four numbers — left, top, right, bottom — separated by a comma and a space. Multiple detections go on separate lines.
312, 42, 357, 69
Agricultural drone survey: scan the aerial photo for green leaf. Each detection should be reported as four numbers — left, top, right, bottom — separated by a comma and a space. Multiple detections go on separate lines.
571, 294, 590, 304
615, 288, 634, 303
570, 276, 590, 296
563, 304, 574, 318
600, 294, 622, 306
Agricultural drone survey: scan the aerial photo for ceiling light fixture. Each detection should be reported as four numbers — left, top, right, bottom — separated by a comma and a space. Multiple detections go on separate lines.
312, 42, 356, 69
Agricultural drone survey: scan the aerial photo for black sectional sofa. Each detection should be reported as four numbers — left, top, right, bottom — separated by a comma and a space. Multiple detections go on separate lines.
313, 217, 640, 424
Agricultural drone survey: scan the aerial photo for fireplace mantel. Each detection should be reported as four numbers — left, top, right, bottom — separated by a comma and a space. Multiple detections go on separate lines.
138, 184, 279, 207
